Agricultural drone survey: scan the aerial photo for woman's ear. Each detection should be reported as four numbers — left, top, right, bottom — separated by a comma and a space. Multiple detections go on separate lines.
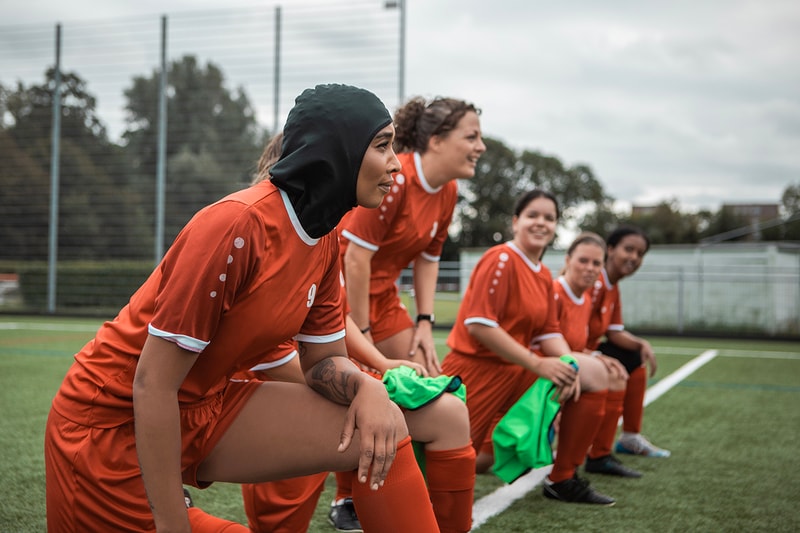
427, 133, 444, 154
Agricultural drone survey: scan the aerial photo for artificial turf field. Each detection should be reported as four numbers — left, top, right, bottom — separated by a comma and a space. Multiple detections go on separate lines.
1, 315, 798, 532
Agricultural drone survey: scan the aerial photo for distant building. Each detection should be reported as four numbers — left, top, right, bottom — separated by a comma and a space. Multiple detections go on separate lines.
723, 203, 780, 241
724, 203, 779, 221
631, 205, 658, 217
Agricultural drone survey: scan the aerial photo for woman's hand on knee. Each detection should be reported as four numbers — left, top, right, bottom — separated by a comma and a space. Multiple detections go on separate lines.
340, 375, 408, 490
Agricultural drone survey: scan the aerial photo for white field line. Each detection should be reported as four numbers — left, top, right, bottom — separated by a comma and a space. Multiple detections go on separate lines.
471, 349, 720, 530
719, 350, 800, 360
644, 349, 718, 405
654, 346, 800, 359
0, 322, 100, 332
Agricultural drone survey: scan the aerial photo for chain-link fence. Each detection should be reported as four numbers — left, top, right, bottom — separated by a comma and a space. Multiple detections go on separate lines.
1, 1, 402, 314
462, 243, 800, 338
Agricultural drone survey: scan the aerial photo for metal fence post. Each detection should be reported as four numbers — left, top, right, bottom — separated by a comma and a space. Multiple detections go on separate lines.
47, 23, 62, 313
154, 15, 168, 265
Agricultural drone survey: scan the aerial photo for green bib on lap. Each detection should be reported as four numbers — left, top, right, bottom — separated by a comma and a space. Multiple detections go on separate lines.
492, 355, 578, 484
382, 366, 467, 478
382, 366, 466, 410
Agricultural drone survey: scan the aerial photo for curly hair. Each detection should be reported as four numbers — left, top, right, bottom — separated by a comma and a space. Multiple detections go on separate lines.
393, 96, 480, 153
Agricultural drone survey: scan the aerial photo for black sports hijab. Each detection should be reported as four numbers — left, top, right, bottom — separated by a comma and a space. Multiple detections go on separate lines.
270, 83, 393, 239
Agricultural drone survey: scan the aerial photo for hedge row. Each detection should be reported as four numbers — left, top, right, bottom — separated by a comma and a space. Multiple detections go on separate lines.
2, 261, 154, 312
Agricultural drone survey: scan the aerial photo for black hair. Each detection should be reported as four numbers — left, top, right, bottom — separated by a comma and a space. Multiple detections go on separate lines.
513, 189, 560, 219
607, 225, 651, 252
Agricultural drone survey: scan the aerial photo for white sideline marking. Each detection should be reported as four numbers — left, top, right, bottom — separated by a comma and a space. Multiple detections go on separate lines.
471, 466, 552, 528
0, 322, 99, 332
470, 349, 719, 530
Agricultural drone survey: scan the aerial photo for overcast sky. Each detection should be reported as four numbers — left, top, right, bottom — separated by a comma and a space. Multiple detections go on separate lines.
3, 0, 799, 213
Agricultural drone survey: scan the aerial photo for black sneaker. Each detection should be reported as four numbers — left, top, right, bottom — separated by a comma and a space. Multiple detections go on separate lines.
328, 498, 363, 532
183, 488, 194, 509
543, 475, 616, 505
585, 454, 643, 478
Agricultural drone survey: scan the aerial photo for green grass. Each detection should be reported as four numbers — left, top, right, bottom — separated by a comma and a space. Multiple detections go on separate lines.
1, 315, 799, 532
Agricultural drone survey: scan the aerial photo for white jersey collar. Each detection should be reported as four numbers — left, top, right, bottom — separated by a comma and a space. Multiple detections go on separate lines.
280, 188, 320, 246
506, 241, 542, 273
557, 276, 585, 305
414, 152, 444, 194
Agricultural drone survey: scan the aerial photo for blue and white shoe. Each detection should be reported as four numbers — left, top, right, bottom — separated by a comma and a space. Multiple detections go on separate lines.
615, 433, 671, 458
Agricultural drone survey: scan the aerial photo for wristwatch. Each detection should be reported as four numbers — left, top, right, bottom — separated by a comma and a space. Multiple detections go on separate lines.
416, 314, 435, 325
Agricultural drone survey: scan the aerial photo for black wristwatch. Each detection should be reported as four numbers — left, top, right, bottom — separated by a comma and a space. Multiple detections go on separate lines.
416, 314, 435, 325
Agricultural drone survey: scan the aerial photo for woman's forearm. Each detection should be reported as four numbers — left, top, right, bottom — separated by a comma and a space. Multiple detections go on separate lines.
344, 247, 374, 331
133, 335, 198, 532
413, 258, 439, 316
133, 387, 188, 532
467, 323, 538, 372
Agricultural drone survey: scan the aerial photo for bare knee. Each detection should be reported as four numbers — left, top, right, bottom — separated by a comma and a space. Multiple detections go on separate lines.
609, 374, 627, 391
576, 354, 609, 392
375, 328, 414, 360
405, 393, 470, 451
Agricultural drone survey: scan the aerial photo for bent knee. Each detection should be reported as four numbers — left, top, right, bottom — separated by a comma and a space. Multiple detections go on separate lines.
576, 355, 609, 391
435, 393, 470, 435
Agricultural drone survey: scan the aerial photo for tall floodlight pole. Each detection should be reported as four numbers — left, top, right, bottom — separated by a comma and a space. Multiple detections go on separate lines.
384, 0, 406, 105
273, 6, 282, 134
47, 23, 62, 313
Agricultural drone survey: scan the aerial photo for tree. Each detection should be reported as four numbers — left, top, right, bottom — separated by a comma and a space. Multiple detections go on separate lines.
780, 182, 800, 240
452, 137, 519, 250
0, 71, 147, 260
122, 55, 266, 242
618, 199, 703, 244
699, 206, 749, 243
577, 198, 622, 238
450, 138, 611, 251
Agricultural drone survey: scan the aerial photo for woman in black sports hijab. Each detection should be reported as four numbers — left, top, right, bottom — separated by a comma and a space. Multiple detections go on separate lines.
45, 83, 440, 532
271, 83, 395, 238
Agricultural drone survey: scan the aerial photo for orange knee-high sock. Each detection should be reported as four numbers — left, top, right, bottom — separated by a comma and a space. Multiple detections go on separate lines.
588, 389, 624, 459
550, 390, 607, 482
622, 366, 647, 433
241, 473, 327, 533
351, 436, 438, 533
187, 506, 249, 532
334, 470, 355, 501
425, 444, 476, 533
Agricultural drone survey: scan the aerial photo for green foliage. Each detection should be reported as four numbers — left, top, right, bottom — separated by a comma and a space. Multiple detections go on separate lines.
0, 57, 272, 263
621, 199, 704, 244
575, 197, 621, 238
781, 182, 800, 240
122, 55, 265, 242
0, 71, 150, 261
454, 138, 610, 249
455, 137, 520, 248
700, 205, 750, 242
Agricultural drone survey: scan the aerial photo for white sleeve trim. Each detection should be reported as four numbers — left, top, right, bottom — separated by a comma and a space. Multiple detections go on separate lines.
419, 251, 441, 263
532, 332, 564, 343
147, 324, 209, 353
340, 230, 379, 252
249, 350, 297, 372
295, 329, 347, 344
608, 324, 625, 332
464, 317, 499, 328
